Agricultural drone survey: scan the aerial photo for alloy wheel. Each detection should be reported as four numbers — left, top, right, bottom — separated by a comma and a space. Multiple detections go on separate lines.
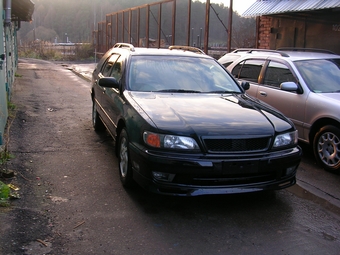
317, 131, 340, 167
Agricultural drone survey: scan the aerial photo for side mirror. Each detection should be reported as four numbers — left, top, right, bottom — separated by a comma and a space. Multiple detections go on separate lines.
240, 81, 250, 91
280, 82, 298, 92
98, 77, 119, 88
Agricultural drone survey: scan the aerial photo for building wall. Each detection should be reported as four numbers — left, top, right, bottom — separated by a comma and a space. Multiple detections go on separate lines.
257, 10, 340, 54
0, 2, 18, 146
0, 0, 7, 146
257, 16, 272, 49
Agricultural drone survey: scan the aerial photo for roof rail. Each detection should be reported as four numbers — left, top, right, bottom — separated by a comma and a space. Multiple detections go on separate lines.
169, 45, 205, 54
232, 48, 289, 57
113, 43, 135, 51
277, 47, 336, 54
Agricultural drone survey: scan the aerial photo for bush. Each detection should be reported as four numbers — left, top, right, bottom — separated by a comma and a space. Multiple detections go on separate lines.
18, 41, 94, 61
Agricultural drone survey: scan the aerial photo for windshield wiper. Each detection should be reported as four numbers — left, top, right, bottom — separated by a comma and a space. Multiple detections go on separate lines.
208, 90, 240, 94
157, 89, 201, 93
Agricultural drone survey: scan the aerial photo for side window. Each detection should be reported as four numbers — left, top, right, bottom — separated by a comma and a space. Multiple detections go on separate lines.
110, 56, 123, 81
233, 59, 265, 83
264, 61, 296, 88
101, 54, 119, 77
231, 61, 243, 78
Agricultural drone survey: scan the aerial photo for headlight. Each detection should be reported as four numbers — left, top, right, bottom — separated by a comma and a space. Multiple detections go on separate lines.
273, 130, 298, 148
143, 131, 200, 150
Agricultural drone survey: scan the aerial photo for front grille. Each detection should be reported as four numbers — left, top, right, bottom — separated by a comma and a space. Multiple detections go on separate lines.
203, 136, 271, 153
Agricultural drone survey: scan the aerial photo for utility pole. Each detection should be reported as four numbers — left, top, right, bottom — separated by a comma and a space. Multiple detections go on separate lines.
228, 0, 233, 52
204, 0, 210, 54
187, 0, 191, 46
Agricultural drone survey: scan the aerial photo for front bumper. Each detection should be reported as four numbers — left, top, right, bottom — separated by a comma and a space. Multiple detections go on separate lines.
129, 144, 302, 196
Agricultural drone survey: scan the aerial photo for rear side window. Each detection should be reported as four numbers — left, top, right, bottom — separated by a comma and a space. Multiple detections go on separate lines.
232, 59, 265, 83
110, 57, 123, 81
101, 54, 120, 77
100, 54, 124, 81
264, 61, 296, 88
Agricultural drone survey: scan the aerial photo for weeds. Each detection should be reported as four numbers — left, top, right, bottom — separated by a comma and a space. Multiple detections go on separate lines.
0, 181, 10, 206
18, 41, 94, 61
7, 101, 16, 111
0, 149, 14, 165
1, 100, 16, 171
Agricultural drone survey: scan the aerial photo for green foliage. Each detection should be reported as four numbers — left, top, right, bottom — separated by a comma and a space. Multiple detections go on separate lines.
75, 44, 95, 59
7, 101, 16, 111
18, 42, 94, 61
25, 26, 59, 42
18, 47, 41, 59
7, 101, 16, 119
0, 150, 14, 165
0, 181, 10, 207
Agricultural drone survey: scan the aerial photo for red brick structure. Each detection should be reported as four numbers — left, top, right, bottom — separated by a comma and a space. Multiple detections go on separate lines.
257, 16, 272, 49
244, 0, 340, 54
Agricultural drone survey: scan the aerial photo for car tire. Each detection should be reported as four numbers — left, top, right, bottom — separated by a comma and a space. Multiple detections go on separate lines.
118, 128, 135, 187
92, 101, 105, 132
313, 125, 340, 173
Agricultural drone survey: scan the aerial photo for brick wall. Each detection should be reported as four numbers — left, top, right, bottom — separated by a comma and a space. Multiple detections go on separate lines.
258, 16, 272, 49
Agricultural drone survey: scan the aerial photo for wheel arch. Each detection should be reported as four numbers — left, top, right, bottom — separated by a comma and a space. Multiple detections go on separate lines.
90, 87, 95, 100
309, 118, 340, 144
115, 119, 127, 156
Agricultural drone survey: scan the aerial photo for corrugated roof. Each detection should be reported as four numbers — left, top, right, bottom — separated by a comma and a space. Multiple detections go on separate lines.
243, 0, 340, 17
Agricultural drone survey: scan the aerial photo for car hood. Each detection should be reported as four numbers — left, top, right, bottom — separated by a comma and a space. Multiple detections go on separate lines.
315, 92, 340, 102
128, 92, 293, 136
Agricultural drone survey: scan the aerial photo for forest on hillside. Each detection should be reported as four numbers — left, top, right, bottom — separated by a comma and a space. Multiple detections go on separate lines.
18, 0, 256, 48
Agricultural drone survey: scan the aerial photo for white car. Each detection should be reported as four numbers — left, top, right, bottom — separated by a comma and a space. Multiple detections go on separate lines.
219, 48, 340, 173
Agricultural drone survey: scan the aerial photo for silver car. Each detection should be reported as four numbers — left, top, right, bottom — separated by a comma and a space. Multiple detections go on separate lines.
219, 48, 340, 173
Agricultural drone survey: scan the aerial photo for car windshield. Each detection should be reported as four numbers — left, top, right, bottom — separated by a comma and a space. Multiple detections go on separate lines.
294, 58, 340, 93
128, 56, 241, 93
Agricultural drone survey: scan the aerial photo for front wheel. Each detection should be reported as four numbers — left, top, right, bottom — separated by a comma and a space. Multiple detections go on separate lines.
118, 128, 135, 187
313, 125, 340, 173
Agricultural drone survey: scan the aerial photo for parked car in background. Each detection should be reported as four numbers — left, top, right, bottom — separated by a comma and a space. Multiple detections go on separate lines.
219, 48, 340, 173
91, 43, 301, 196
217, 49, 246, 68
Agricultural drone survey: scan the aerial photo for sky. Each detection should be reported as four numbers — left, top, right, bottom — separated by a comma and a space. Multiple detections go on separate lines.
210, 0, 257, 15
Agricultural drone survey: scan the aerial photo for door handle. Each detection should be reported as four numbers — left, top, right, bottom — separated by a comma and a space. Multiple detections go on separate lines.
259, 91, 267, 97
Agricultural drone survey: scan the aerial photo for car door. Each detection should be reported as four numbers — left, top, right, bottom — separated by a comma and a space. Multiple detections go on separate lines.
255, 60, 307, 136
101, 55, 125, 137
97, 53, 121, 133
